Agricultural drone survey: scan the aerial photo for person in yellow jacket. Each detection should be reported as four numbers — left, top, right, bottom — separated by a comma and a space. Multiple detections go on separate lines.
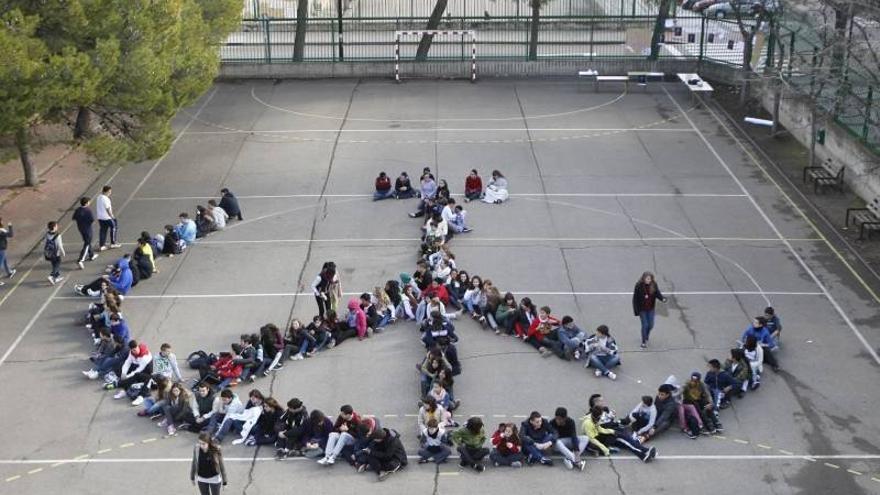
581, 406, 656, 462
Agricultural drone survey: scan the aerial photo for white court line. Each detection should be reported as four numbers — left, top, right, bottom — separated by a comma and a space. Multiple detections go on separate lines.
52, 290, 824, 301
663, 87, 880, 367
0, 89, 218, 371
116, 236, 823, 246
184, 127, 697, 135
130, 193, 749, 201
2, 453, 878, 464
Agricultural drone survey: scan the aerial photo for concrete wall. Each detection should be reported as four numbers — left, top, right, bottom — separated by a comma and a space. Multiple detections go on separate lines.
758, 86, 880, 203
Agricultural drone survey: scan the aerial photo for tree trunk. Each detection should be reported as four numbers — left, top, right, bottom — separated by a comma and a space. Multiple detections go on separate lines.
293, 0, 309, 62
74, 106, 92, 140
415, 0, 448, 62
15, 127, 37, 187
809, 107, 818, 167
528, 1, 540, 61
649, 0, 673, 61
830, 5, 848, 78
738, 26, 755, 106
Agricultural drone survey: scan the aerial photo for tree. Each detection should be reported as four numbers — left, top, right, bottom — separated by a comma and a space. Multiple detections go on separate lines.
527, 0, 551, 61
649, 0, 674, 60
0, 9, 98, 186
415, 0, 449, 62
293, 0, 309, 62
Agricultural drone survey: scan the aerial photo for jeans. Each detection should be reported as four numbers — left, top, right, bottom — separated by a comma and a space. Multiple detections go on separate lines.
523, 442, 551, 463
215, 418, 244, 442
558, 331, 585, 353
373, 189, 394, 200
197, 481, 221, 495
457, 445, 489, 466
555, 437, 588, 462
142, 398, 165, 416
77, 230, 94, 263
94, 356, 122, 375
396, 189, 414, 199
489, 450, 524, 466
589, 354, 620, 375
98, 219, 118, 247
206, 414, 226, 436
0, 249, 11, 276
418, 445, 451, 463
639, 310, 655, 344
48, 256, 61, 278
324, 432, 354, 460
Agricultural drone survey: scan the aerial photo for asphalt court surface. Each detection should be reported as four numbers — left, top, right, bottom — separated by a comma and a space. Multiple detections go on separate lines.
0, 79, 878, 494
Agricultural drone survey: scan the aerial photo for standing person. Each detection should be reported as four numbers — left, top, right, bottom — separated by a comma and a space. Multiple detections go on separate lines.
44, 221, 65, 285
72, 197, 99, 269
311, 262, 340, 318
190, 433, 227, 495
219, 188, 243, 221
632, 271, 667, 348
96, 185, 121, 251
481, 170, 509, 204
463, 169, 483, 202
0, 217, 15, 284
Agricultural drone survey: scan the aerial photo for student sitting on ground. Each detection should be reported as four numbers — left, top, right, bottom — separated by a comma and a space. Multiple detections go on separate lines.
450, 417, 489, 473
627, 396, 657, 443
429, 380, 459, 412
418, 418, 450, 465
158, 224, 183, 256
741, 316, 780, 372
464, 169, 483, 202
106, 340, 153, 399
725, 348, 752, 394
418, 348, 452, 398
246, 398, 284, 446
175, 213, 197, 246
203, 389, 244, 438
682, 371, 722, 434
366, 427, 408, 482
587, 394, 656, 461
219, 188, 243, 221
318, 405, 361, 466
704, 359, 741, 409
275, 398, 310, 458
641, 384, 679, 442
421, 312, 458, 348
551, 407, 588, 470
743, 335, 764, 389
418, 396, 456, 430
482, 170, 509, 204
764, 306, 782, 343
136, 376, 172, 418
302, 410, 334, 460
207, 200, 228, 230
374, 172, 394, 201
190, 383, 216, 432
133, 235, 157, 280
584, 324, 620, 380
490, 422, 524, 467
395, 172, 414, 199
195, 205, 216, 238
159, 382, 198, 436
520, 411, 557, 466
558, 316, 586, 360
526, 319, 564, 359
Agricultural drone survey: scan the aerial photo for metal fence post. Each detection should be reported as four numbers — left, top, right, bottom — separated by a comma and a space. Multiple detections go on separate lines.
337, 0, 344, 61
262, 16, 271, 63
863, 86, 873, 141
787, 31, 795, 79
698, 16, 706, 64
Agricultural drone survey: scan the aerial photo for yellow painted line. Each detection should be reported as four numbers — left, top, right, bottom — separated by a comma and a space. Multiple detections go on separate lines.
97, 448, 113, 454
119, 443, 135, 449
51, 462, 66, 468
757, 444, 772, 450
847, 469, 862, 476
824, 463, 840, 469
27, 468, 43, 475
778, 449, 794, 455
734, 439, 749, 444
714, 435, 727, 440
141, 438, 158, 444
5, 475, 21, 482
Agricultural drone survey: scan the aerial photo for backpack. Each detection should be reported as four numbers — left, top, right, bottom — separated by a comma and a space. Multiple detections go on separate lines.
43, 235, 57, 260
187, 350, 216, 369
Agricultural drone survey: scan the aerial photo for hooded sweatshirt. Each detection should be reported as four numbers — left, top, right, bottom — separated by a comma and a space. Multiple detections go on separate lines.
121, 343, 153, 377
110, 257, 133, 295
175, 219, 197, 245
346, 298, 368, 338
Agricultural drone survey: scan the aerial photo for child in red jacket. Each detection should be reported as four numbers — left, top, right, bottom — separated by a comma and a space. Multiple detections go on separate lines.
463, 169, 483, 202
526, 306, 565, 358
490, 423, 524, 467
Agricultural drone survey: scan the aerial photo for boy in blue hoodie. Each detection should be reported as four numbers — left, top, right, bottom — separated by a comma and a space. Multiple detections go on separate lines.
109, 255, 133, 295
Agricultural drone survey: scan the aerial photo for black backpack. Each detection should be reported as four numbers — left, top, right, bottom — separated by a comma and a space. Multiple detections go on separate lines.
43, 235, 57, 260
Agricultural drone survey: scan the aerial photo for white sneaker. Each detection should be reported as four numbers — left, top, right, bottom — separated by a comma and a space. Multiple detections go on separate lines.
113, 390, 126, 399
77, 261, 85, 270
293, 354, 304, 361
48, 276, 56, 285
325, 456, 335, 465
83, 370, 99, 380
131, 396, 144, 406
317, 457, 329, 465
90, 254, 99, 261
563, 458, 574, 470
8, 269, 15, 278
54, 276, 64, 283
110, 244, 122, 249
594, 369, 602, 377
231, 438, 244, 446
157, 419, 168, 428
99, 246, 108, 251
93, 338, 101, 346
607, 371, 617, 380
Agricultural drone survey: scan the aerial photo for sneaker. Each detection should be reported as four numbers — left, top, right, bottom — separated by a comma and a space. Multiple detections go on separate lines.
93, 338, 101, 346
8, 269, 16, 278
231, 438, 244, 446
377, 471, 392, 481
248, 375, 256, 383
607, 371, 617, 381
99, 245, 108, 251
167, 425, 177, 436
563, 458, 574, 470
54, 276, 64, 283
594, 369, 603, 377
408, 213, 417, 218
48, 276, 57, 285
325, 456, 335, 465
262, 369, 270, 377
686, 431, 697, 439
641, 447, 656, 463
357, 463, 367, 473
327, 339, 336, 349
715, 424, 724, 433
577, 460, 587, 471
157, 419, 168, 428
275, 449, 289, 460
293, 354, 304, 361
245, 436, 256, 446
90, 254, 99, 261
83, 370, 99, 380
113, 390, 126, 399
270, 364, 284, 371
539, 458, 554, 466
511, 461, 523, 468
110, 244, 122, 249
150, 414, 163, 421
418, 458, 430, 464
459, 460, 468, 468
131, 396, 145, 406
137, 411, 149, 417
573, 350, 581, 360
103, 383, 116, 390
640, 342, 647, 348
317, 457, 329, 466
77, 261, 85, 270
366, 327, 374, 337
474, 464, 485, 473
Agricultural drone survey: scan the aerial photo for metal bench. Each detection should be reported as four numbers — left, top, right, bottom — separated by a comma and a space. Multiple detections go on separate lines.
802, 158, 845, 194
627, 71, 665, 91
845, 197, 880, 240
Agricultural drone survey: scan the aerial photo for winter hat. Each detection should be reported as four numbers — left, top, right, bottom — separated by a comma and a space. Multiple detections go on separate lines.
658, 384, 675, 394
690, 371, 702, 380
400, 273, 412, 284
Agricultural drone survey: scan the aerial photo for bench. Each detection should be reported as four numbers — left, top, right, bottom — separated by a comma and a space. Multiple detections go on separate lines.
845, 197, 880, 240
628, 71, 665, 91
802, 158, 845, 194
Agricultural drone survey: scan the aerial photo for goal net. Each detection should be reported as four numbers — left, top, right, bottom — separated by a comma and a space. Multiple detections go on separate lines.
394, 30, 477, 82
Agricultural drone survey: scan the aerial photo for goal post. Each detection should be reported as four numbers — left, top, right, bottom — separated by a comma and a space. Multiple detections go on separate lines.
394, 30, 477, 83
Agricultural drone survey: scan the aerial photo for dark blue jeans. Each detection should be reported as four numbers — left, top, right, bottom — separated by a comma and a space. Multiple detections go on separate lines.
639, 310, 655, 344
98, 219, 117, 247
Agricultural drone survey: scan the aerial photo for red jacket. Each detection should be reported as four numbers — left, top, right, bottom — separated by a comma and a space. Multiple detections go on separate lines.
424, 283, 450, 305
465, 175, 483, 195
527, 316, 560, 342
333, 412, 362, 433
491, 430, 522, 455
375, 176, 392, 192
213, 355, 243, 379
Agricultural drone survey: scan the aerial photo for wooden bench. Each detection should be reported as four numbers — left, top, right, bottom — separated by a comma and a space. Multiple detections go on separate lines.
802, 158, 845, 194
845, 197, 880, 240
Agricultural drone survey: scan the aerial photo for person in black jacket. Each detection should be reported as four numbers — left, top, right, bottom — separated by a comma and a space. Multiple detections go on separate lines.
632, 271, 667, 348
72, 197, 98, 269
219, 188, 243, 220
551, 407, 587, 470
365, 428, 407, 481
